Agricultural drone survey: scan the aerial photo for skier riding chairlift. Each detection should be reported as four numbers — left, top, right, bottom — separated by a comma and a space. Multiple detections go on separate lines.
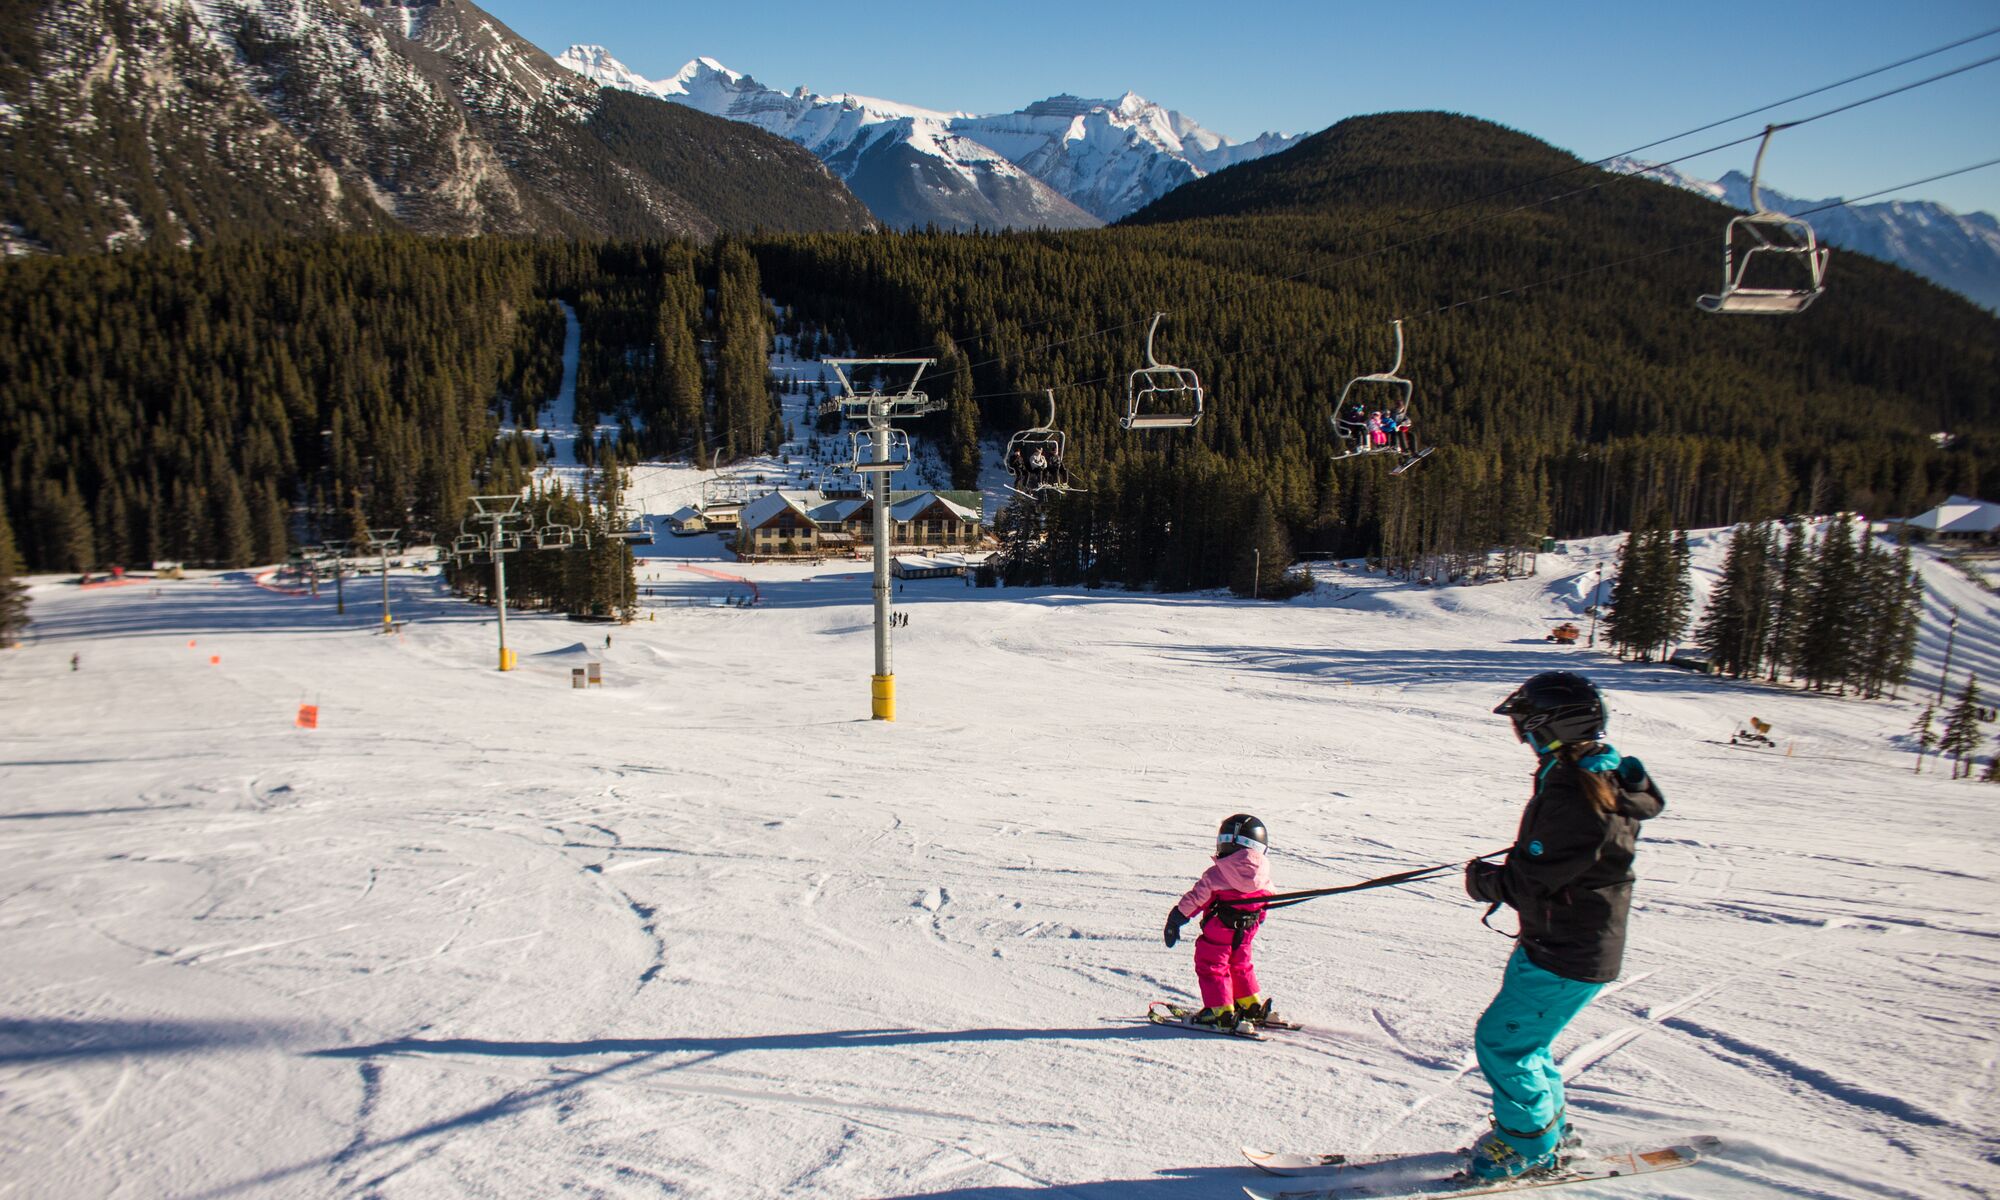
1005, 390, 1081, 497
1331, 319, 1430, 473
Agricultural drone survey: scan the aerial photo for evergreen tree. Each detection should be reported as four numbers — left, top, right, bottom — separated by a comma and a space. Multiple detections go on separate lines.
1911, 704, 1937, 774
1941, 675, 1986, 780
1982, 753, 1999, 784
1665, 527, 1694, 658
214, 474, 254, 568
1606, 511, 1675, 660
1764, 522, 1810, 682
1799, 514, 1862, 693
1233, 494, 1295, 598
0, 487, 28, 645
1697, 522, 1773, 677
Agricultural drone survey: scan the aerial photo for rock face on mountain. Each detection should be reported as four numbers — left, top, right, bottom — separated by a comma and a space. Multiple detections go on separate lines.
0, 0, 873, 255
1612, 159, 2000, 313
557, 47, 1303, 231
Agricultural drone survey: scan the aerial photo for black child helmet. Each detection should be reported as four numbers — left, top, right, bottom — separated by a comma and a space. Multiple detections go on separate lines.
1493, 671, 1607, 752
1216, 814, 1268, 857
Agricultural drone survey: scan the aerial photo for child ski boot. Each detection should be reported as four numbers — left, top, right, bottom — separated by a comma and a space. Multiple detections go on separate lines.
1191, 1005, 1238, 1030
1233, 995, 1300, 1031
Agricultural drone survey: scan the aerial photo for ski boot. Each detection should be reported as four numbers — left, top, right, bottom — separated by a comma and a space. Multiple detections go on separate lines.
1465, 1128, 1560, 1184
1233, 995, 1299, 1030
1191, 1006, 1238, 1030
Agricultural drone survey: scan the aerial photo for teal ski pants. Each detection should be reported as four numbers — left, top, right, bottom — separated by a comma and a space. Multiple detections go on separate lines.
1474, 947, 1607, 1155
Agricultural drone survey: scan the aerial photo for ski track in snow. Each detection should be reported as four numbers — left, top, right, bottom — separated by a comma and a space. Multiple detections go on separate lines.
3, 351, 1998, 1197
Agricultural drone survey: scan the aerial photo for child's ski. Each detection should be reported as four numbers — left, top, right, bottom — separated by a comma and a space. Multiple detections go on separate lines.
1241, 1136, 1719, 1199
1146, 1001, 1266, 1039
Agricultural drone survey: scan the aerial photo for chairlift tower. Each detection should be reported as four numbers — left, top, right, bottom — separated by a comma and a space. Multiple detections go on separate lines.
365, 529, 400, 628
468, 496, 527, 670
822, 357, 940, 721
320, 540, 349, 614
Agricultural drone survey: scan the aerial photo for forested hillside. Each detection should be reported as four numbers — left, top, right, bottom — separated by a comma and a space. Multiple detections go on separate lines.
755, 113, 2000, 586
2, 112, 1995, 593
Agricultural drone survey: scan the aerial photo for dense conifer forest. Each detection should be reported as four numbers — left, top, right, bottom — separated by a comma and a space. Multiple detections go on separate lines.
2, 112, 1995, 600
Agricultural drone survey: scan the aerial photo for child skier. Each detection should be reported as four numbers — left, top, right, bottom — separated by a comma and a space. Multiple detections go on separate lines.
1163, 814, 1277, 1029
1462, 672, 1665, 1182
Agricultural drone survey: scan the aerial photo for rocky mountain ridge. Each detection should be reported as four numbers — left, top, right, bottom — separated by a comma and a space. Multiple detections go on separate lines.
0, 0, 872, 256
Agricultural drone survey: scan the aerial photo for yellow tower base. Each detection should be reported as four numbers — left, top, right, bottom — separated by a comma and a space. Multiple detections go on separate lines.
871, 673, 895, 721
499, 648, 518, 672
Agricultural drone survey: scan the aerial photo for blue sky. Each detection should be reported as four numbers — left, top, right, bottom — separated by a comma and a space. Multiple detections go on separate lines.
483, 0, 2000, 214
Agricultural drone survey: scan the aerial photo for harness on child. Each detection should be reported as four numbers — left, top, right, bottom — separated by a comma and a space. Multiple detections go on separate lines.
1206, 848, 1513, 943
1204, 900, 1265, 950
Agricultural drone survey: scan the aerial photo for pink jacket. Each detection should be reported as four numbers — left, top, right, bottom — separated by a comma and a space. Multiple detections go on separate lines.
1177, 847, 1272, 918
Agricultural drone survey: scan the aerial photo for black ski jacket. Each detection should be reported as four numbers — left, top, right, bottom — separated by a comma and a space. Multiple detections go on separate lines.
1466, 747, 1665, 983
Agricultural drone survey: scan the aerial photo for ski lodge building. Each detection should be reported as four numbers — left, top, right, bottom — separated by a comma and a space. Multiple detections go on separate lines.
1894, 495, 2000, 546
735, 489, 985, 558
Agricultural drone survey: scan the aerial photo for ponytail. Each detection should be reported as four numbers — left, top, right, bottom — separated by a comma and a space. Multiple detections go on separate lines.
1559, 743, 1618, 814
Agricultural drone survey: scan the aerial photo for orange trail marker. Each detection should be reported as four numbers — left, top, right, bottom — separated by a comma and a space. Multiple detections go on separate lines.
209, 654, 220, 665
188, 639, 197, 648
295, 704, 319, 729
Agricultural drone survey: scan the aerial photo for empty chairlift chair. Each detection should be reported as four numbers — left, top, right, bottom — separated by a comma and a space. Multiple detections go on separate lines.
534, 519, 582, 551
847, 428, 912, 474
1123, 312, 1204, 430
1697, 124, 1829, 316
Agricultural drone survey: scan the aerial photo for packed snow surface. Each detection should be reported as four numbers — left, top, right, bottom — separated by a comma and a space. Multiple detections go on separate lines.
2, 530, 1996, 1198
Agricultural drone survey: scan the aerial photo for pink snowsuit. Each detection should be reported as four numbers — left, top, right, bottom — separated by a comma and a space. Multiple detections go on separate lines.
1176, 848, 1272, 1009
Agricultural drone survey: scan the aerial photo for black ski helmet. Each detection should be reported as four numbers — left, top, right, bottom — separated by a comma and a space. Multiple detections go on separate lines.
1493, 671, 1607, 751
1216, 814, 1268, 857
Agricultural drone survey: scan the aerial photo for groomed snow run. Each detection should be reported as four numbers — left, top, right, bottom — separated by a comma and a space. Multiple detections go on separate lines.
1, 534, 1995, 1198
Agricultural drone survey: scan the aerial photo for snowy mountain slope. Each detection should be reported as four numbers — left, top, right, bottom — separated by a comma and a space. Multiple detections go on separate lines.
1611, 157, 2000, 312
2, 521, 1995, 1197
0, 0, 871, 254
557, 46, 1304, 229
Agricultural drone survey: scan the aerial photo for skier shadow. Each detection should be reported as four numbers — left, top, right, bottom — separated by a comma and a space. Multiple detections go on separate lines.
875, 1165, 1248, 1198
0, 1017, 273, 1065
313, 1023, 1168, 1061
186, 1027, 1203, 1199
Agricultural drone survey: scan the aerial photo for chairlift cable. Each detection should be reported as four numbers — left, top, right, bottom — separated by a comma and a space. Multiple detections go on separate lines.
948, 154, 2000, 406
872, 28, 2000, 384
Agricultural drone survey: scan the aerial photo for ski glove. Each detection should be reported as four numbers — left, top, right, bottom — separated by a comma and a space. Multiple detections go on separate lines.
1464, 859, 1503, 904
1164, 907, 1191, 948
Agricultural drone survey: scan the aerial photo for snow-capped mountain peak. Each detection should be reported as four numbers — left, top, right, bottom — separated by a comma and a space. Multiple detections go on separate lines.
554, 45, 1304, 230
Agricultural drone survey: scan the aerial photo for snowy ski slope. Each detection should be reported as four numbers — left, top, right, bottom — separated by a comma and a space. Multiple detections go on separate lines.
1, 526, 1994, 1199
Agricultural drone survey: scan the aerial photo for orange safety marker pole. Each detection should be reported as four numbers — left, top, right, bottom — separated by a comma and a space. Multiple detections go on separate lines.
296, 704, 319, 729
210, 654, 220, 665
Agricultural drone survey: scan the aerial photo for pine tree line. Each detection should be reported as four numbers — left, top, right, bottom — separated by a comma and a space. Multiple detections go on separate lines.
1694, 516, 1922, 697
0, 476, 28, 643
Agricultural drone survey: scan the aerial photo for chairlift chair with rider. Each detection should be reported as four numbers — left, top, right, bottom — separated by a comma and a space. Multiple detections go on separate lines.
1005, 390, 1080, 497
1696, 125, 1829, 316
1331, 320, 1424, 471
1123, 313, 1204, 430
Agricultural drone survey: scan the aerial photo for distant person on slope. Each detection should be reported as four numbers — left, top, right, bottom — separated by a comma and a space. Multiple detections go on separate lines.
1462, 672, 1665, 1183
1163, 814, 1278, 1029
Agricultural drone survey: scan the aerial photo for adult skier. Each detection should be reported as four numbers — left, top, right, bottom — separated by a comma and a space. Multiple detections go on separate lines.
1461, 672, 1665, 1182
1163, 814, 1278, 1029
